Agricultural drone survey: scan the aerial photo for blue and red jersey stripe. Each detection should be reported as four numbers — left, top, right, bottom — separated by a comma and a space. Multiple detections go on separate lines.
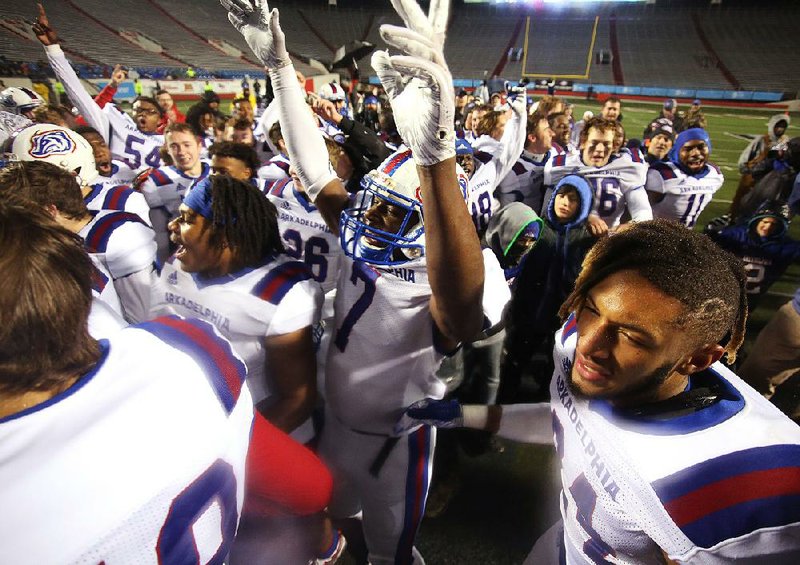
84, 211, 147, 253
137, 316, 247, 414
652, 444, 800, 548
102, 186, 133, 211
652, 162, 678, 180
382, 150, 412, 175
561, 313, 578, 345
251, 261, 313, 305
269, 177, 292, 197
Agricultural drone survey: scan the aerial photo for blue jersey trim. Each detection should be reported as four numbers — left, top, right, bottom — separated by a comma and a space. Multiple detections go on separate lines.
0, 340, 110, 424
589, 366, 745, 435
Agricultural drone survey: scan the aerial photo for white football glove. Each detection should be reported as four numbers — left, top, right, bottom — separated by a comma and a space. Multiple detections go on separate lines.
372, 0, 455, 166
220, 0, 289, 69
393, 398, 464, 436
506, 83, 528, 119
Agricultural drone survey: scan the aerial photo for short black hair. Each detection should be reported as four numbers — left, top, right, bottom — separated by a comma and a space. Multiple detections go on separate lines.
133, 96, 165, 117
560, 219, 747, 363
208, 141, 261, 177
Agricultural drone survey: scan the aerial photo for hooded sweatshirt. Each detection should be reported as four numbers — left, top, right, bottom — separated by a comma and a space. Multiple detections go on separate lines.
508, 175, 596, 336
738, 113, 791, 171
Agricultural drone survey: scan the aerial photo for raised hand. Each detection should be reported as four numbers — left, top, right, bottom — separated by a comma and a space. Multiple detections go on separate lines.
220, 0, 289, 70
393, 398, 463, 436
109, 64, 128, 87
32, 3, 59, 46
371, 0, 455, 166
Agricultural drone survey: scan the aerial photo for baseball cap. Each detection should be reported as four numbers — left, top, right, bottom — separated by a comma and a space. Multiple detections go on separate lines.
692, 99, 701, 105
664, 98, 676, 110
647, 122, 675, 141
455, 137, 473, 155
456, 89, 468, 97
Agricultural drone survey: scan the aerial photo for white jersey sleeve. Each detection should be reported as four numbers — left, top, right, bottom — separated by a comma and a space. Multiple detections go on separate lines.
81, 211, 157, 278
44, 44, 109, 141
625, 187, 653, 223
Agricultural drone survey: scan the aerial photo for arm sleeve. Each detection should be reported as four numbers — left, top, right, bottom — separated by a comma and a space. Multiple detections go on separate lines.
626, 187, 654, 222
269, 65, 337, 200
493, 109, 526, 183
44, 44, 110, 142
113, 267, 155, 324
268, 279, 323, 336
496, 403, 555, 444
93, 82, 118, 109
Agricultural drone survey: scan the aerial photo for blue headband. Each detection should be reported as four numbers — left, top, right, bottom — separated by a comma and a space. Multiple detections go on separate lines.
183, 177, 215, 220
669, 128, 712, 163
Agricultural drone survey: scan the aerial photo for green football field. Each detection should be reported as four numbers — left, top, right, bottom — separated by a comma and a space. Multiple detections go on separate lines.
182, 97, 797, 562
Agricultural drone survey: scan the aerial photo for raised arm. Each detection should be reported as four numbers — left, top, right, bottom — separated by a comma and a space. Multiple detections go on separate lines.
221, 0, 348, 233
32, 3, 110, 141
375, 0, 486, 343
493, 87, 527, 180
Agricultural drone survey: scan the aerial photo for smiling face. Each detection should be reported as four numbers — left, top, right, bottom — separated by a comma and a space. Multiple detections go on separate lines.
755, 217, 781, 238
581, 127, 615, 167
132, 100, 161, 133
679, 139, 709, 173
551, 115, 571, 147
166, 130, 201, 173
168, 204, 232, 276
362, 196, 413, 247
569, 270, 692, 406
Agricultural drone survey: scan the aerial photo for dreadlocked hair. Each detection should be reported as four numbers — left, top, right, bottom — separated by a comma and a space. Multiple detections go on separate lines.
208, 175, 284, 270
559, 219, 748, 364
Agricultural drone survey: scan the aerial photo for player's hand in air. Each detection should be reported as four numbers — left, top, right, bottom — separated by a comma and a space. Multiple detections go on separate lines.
109, 65, 128, 88
32, 3, 59, 46
393, 398, 463, 436
587, 213, 609, 238
220, 0, 290, 70
506, 83, 528, 120
371, 0, 455, 166
312, 98, 343, 125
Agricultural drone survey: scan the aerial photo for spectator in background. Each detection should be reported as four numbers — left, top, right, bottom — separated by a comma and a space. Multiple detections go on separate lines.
600, 96, 621, 122
356, 94, 381, 133
155, 89, 184, 125
133, 77, 142, 97
200, 90, 221, 115
253, 78, 262, 106
708, 201, 800, 312
643, 122, 674, 164
685, 98, 707, 130
454, 88, 470, 132
739, 286, 800, 423
731, 114, 791, 216
736, 136, 800, 221
644, 98, 681, 138
184, 102, 216, 157
498, 174, 596, 403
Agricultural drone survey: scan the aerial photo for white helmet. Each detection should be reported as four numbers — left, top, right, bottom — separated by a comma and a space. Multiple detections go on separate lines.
340, 149, 469, 265
10, 124, 99, 186
0, 87, 45, 117
319, 82, 346, 102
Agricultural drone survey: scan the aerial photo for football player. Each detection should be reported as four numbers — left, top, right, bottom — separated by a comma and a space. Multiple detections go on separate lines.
221, 1, 510, 563
646, 128, 723, 228
10, 123, 149, 224
544, 116, 651, 237
0, 86, 44, 119
33, 5, 165, 171
398, 220, 800, 564
0, 160, 156, 324
136, 122, 211, 262
494, 111, 557, 212
0, 198, 254, 564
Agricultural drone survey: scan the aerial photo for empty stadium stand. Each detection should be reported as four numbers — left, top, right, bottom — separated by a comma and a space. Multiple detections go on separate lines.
0, 0, 796, 96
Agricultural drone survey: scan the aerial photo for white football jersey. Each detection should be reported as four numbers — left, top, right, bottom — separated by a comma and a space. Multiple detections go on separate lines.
646, 162, 724, 228
89, 254, 123, 317
93, 160, 137, 189
139, 163, 212, 261
258, 153, 291, 184
84, 180, 150, 226
151, 254, 323, 406
45, 44, 163, 171
325, 249, 510, 434
545, 151, 649, 228
79, 210, 157, 280
267, 178, 343, 298
494, 147, 560, 213
0, 317, 253, 565
550, 316, 800, 564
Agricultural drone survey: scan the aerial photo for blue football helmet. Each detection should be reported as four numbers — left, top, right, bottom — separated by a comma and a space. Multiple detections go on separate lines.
339, 150, 468, 266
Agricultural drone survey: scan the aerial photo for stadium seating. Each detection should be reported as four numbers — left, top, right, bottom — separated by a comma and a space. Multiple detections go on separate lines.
0, 0, 796, 96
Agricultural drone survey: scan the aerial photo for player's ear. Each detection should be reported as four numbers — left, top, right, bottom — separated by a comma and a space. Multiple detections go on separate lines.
674, 343, 724, 376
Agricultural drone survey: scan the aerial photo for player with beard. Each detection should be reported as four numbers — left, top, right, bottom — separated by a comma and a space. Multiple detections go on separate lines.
545, 116, 651, 237
646, 128, 723, 228
397, 219, 800, 564
33, 5, 165, 171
